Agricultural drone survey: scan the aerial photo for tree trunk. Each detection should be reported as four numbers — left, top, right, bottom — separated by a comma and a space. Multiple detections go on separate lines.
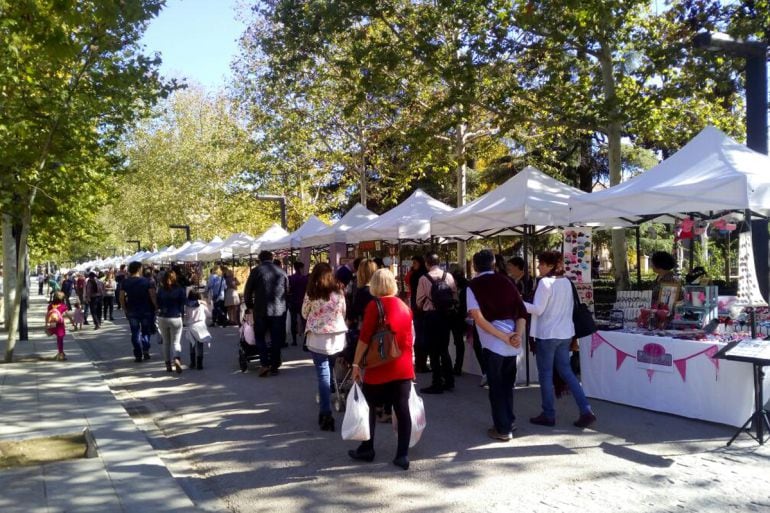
3, 215, 17, 329
599, 43, 630, 290
455, 122, 467, 270
4, 208, 31, 362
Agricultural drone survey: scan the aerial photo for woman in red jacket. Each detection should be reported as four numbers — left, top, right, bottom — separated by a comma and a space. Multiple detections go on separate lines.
349, 268, 415, 470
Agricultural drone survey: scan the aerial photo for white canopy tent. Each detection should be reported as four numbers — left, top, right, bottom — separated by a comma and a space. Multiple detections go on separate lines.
348, 189, 453, 243
431, 166, 592, 239
198, 233, 255, 262
569, 126, 770, 224
180, 236, 223, 263
238, 224, 290, 256
302, 203, 379, 247
159, 241, 192, 263
170, 240, 207, 262
144, 246, 176, 264
261, 216, 329, 251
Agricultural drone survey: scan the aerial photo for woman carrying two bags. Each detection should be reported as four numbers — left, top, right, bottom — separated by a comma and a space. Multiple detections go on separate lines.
349, 268, 415, 470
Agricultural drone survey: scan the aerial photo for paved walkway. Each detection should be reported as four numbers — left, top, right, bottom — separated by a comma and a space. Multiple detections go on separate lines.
2, 293, 770, 512
0, 294, 202, 513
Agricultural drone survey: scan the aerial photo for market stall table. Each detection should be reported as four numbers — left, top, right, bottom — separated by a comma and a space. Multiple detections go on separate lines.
580, 330, 770, 427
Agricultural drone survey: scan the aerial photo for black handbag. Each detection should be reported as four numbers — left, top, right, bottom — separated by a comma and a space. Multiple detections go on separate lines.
570, 281, 597, 338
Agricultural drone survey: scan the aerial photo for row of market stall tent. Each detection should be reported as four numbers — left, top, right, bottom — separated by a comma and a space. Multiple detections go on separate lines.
75, 126, 770, 271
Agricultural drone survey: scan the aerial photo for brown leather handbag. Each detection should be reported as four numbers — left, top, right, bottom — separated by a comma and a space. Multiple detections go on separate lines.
361, 298, 401, 369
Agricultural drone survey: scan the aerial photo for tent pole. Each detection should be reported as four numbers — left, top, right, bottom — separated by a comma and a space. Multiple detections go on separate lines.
636, 226, 642, 289
524, 225, 532, 386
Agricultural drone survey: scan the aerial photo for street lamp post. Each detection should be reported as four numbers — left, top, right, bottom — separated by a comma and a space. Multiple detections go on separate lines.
126, 239, 141, 252
169, 224, 191, 241
255, 195, 288, 230
693, 31, 769, 299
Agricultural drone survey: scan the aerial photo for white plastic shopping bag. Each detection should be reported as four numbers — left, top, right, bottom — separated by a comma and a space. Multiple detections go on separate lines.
408, 382, 427, 447
341, 383, 370, 441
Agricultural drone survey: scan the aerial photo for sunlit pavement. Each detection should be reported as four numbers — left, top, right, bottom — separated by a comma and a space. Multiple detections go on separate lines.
58, 299, 770, 513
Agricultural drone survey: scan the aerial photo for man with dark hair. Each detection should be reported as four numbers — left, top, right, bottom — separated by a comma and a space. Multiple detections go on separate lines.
506, 256, 535, 303
416, 252, 457, 394
468, 250, 527, 441
287, 261, 308, 346
650, 251, 678, 307
120, 261, 157, 362
244, 250, 289, 376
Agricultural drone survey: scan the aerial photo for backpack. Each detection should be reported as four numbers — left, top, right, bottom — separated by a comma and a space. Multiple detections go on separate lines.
425, 271, 457, 312
45, 307, 63, 336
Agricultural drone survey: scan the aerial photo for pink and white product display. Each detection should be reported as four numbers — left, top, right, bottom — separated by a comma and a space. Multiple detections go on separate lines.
562, 228, 592, 283
613, 290, 653, 325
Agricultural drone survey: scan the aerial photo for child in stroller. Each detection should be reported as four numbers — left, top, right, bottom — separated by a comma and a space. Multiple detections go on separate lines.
238, 310, 269, 372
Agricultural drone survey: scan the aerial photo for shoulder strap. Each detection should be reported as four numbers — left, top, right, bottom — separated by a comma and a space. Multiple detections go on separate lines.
374, 297, 386, 325
441, 271, 447, 282
569, 279, 580, 306
424, 273, 435, 285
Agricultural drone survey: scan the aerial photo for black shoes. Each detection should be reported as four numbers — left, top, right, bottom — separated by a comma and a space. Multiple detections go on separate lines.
415, 365, 431, 374
529, 414, 556, 427
165, 361, 173, 372
320, 414, 335, 432
392, 456, 409, 470
142, 351, 151, 361
420, 385, 444, 394
196, 356, 203, 370
173, 357, 183, 374
348, 446, 375, 462
574, 412, 597, 428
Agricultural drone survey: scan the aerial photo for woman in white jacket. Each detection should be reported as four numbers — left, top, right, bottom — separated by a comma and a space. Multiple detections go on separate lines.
523, 251, 596, 429
302, 262, 347, 432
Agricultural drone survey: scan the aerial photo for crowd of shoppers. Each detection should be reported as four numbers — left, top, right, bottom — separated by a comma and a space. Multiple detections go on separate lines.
45, 244, 597, 470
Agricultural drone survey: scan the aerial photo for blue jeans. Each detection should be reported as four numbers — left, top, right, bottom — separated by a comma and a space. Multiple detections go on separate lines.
535, 338, 591, 419
484, 349, 517, 434
128, 314, 154, 358
310, 351, 336, 415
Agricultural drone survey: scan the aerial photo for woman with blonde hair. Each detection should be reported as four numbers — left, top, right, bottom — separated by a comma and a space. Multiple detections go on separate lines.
302, 262, 348, 431
349, 268, 415, 470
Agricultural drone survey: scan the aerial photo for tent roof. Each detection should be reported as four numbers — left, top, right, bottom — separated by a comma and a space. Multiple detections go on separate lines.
261, 216, 330, 250
431, 166, 588, 238
170, 240, 207, 262
198, 232, 254, 261
569, 126, 770, 224
181, 236, 223, 262
239, 224, 290, 255
348, 189, 453, 243
302, 203, 379, 247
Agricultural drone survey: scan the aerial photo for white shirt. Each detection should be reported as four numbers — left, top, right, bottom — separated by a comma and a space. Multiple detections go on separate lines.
466, 274, 521, 357
524, 276, 575, 340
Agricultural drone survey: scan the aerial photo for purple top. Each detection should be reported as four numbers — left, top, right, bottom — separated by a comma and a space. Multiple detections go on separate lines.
288, 273, 308, 310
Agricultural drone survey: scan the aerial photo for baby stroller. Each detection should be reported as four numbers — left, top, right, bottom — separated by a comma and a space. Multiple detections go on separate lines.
238, 311, 262, 372
329, 332, 357, 411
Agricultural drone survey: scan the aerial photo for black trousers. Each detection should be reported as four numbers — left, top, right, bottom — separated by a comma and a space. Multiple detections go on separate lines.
425, 311, 454, 388
103, 295, 114, 320
361, 379, 412, 458
451, 316, 466, 371
89, 297, 103, 328
484, 348, 518, 434
289, 307, 305, 344
472, 326, 488, 375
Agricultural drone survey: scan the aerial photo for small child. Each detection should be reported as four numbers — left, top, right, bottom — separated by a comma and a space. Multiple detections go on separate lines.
184, 290, 213, 370
72, 302, 84, 331
46, 292, 68, 361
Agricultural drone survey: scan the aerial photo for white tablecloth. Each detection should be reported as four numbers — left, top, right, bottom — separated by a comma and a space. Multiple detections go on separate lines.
580, 331, 769, 427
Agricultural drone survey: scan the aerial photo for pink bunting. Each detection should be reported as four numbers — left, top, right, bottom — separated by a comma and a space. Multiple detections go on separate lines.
616, 350, 629, 370
590, 333, 606, 357
705, 345, 720, 378
646, 369, 655, 382
674, 359, 688, 381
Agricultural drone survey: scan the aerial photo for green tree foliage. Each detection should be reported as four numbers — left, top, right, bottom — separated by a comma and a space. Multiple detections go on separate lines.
103, 87, 276, 248
0, 0, 174, 361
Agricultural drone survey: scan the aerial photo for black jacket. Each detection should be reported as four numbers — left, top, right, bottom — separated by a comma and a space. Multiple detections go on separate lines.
244, 261, 288, 317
